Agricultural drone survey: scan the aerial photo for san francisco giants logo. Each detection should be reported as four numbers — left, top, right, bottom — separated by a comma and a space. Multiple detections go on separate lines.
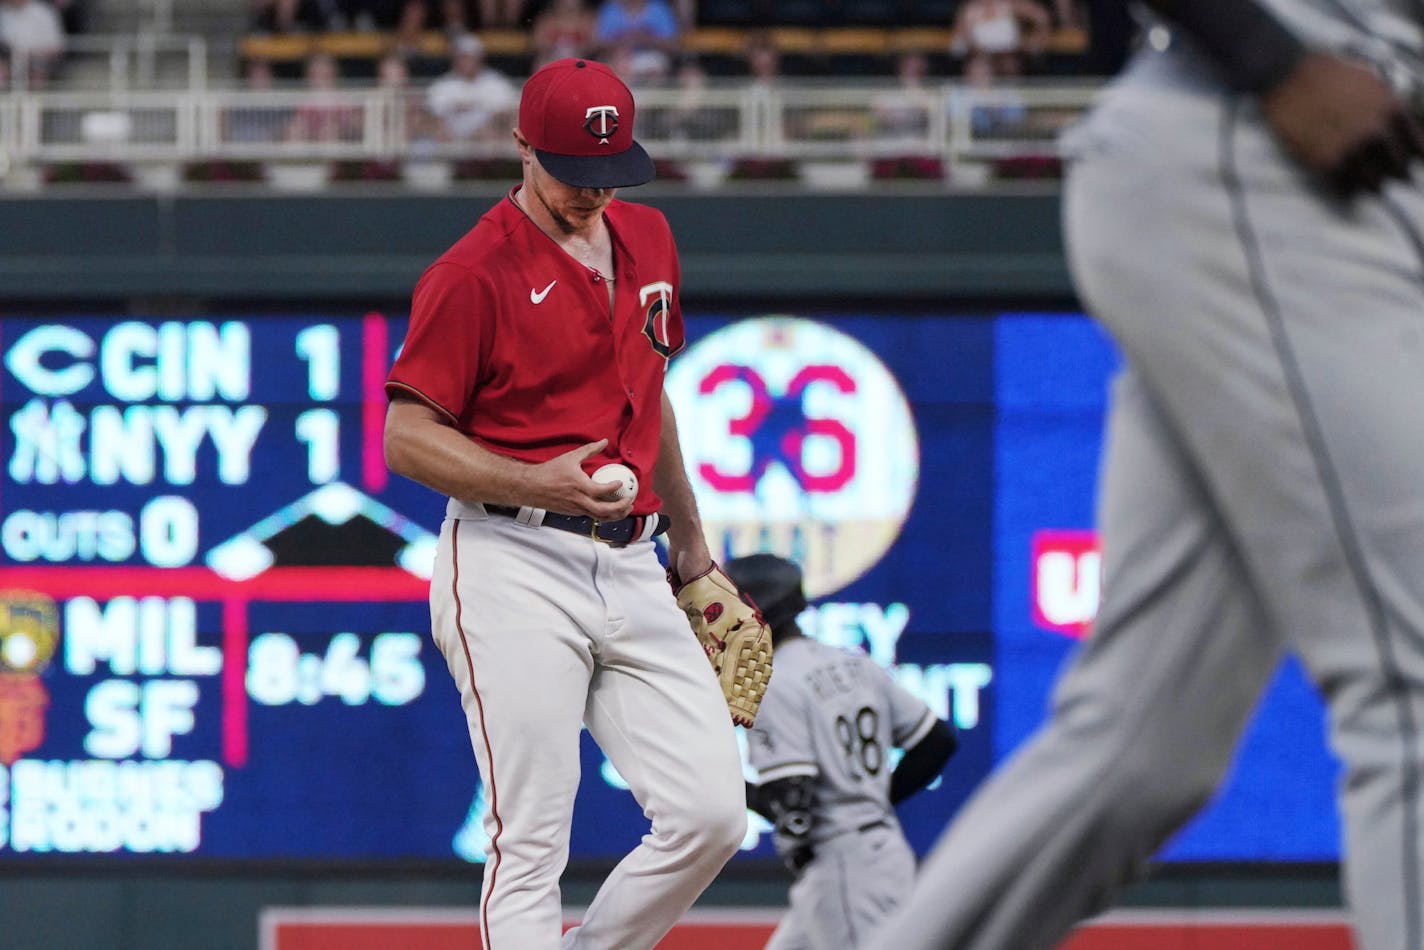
0, 674, 49, 765
584, 105, 620, 144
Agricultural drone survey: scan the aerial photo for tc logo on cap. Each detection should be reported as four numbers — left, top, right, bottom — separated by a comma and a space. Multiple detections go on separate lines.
584, 106, 620, 144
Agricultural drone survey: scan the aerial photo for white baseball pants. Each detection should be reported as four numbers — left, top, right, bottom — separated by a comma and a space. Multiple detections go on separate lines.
429, 502, 746, 950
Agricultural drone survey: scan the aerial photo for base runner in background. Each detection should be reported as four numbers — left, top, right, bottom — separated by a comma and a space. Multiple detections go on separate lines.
869, 0, 1424, 946
383, 58, 745, 950
726, 554, 958, 950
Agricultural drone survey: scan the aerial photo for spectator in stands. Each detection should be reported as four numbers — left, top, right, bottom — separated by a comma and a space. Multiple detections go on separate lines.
873, 50, 933, 141
286, 50, 364, 142
950, 0, 1050, 79
252, 0, 422, 32
50, 0, 82, 34
377, 48, 412, 86
531, 0, 596, 66
227, 57, 293, 143
743, 28, 780, 88
0, 40, 10, 89
1047, 0, 1077, 26
726, 31, 800, 180
319, 0, 416, 31
378, 50, 442, 150
593, 0, 680, 84
389, 0, 429, 49
870, 50, 945, 179
418, 0, 478, 34
662, 53, 723, 142
250, 0, 340, 33
480, 0, 525, 27
426, 33, 517, 142
740, 29, 791, 128
963, 43, 1027, 136
411, 0, 522, 29
0, 0, 64, 88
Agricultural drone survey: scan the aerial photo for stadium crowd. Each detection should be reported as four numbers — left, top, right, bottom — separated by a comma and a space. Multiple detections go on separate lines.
231, 0, 1122, 149
0, 0, 1129, 185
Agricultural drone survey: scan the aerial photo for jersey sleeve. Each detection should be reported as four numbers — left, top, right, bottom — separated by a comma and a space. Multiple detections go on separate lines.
747, 674, 817, 784
874, 658, 938, 749
661, 212, 686, 359
386, 261, 491, 422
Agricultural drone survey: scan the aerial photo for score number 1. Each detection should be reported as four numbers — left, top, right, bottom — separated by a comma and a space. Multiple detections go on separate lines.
295, 325, 340, 484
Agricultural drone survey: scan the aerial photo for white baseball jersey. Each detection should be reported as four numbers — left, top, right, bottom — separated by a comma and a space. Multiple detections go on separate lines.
1256, 0, 1423, 85
749, 637, 937, 848
750, 637, 938, 950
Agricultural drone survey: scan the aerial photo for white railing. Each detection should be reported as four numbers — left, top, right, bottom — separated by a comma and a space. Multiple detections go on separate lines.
0, 80, 1102, 181
8, 34, 209, 93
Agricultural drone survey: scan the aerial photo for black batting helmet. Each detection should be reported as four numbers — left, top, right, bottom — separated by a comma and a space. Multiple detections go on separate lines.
724, 553, 808, 635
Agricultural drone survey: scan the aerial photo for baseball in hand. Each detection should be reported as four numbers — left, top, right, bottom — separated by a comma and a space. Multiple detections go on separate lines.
592, 463, 637, 501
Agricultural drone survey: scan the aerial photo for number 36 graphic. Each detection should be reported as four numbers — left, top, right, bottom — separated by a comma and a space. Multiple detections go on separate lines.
665, 317, 919, 599
696, 363, 857, 494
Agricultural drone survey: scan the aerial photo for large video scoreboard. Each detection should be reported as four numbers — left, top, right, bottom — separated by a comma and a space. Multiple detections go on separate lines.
0, 311, 1337, 863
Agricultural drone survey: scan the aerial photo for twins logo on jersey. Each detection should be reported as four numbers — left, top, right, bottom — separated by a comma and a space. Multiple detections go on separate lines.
640, 281, 676, 358
665, 317, 920, 598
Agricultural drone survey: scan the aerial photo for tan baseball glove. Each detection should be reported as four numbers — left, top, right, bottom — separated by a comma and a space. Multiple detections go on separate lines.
669, 562, 774, 728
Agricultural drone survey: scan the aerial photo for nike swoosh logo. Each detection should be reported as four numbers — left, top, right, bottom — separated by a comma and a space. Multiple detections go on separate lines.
530, 280, 557, 304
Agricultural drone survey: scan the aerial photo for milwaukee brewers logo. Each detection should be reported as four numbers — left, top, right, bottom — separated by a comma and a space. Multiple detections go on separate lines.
584, 105, 619, 144
665, 317, 919, 598
0, 594, 58, 676
640, 281, 677, 358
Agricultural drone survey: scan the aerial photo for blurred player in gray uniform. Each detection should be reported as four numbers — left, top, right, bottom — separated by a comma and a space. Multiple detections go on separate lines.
869, 0, 1424, 948
726, 555, 957, 950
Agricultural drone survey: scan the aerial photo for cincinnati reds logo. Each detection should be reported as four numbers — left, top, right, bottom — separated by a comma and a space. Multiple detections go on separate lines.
584, 105, 620, 144
703, 603, 723, 623
639, 281, 676, 358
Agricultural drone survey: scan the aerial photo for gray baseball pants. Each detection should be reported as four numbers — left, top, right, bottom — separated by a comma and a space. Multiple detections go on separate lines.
869, 47, 1424, 950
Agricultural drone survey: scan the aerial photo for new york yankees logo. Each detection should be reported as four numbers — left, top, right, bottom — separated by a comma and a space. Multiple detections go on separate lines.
584, 106, 620, 144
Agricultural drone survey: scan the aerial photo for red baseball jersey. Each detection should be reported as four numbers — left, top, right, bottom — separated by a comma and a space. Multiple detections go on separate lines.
386, 189, 685, 515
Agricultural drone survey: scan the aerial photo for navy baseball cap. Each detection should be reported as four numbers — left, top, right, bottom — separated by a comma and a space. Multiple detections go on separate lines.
518, 58, 655, 189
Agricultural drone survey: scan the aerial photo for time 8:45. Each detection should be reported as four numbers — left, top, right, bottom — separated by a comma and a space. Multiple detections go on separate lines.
246, 631, 425, 707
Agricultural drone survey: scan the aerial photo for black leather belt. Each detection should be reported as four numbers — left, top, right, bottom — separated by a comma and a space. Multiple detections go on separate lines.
485, 505, 669, 547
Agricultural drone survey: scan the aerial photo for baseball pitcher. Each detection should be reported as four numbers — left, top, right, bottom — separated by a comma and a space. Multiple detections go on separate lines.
384, 58, 768, 950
